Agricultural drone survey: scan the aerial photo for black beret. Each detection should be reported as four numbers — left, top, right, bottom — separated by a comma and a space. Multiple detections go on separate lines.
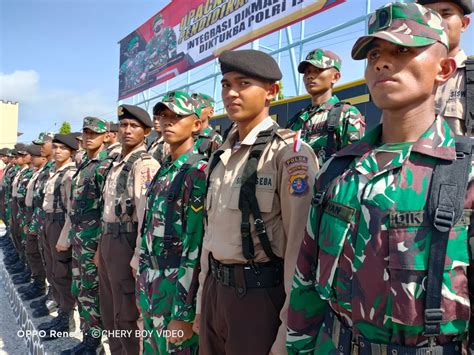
14, 143, 28, 155
117, 104, 152, 128
108, 122, 119, 132
219, 49, 282, 82
0, 148, 9, 156
53, 134, 78, 151
417, 0, 472, 14
27, 144, 42, 156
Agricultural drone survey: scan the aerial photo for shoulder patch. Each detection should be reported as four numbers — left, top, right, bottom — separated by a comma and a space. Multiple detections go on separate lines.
289, 174, 308, 196
285, 156, 308, 167
190, 195, 204, 213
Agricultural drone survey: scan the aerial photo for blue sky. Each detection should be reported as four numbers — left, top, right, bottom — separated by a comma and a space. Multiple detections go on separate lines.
1, 0, 473, 144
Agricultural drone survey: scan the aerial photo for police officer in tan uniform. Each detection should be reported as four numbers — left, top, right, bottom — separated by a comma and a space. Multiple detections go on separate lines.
418, 0, 472, 136
96, 104, 159, 354
194, 49, 319, 355
38, 133, 77, 339
105, 121, 122, 159
148, 102, 170, 164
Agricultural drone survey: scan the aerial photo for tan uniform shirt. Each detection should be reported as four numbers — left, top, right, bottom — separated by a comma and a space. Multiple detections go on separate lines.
12, 166, 27, 198
25, 168, 41, 208
42, 161, 76, 247
197, 117, 319, 354
435, 50, 469, 136
106, 142, 122, 159
101, 144, 160, 270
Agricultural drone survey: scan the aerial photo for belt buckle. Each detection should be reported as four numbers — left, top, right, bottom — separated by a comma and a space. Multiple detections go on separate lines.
351, 340, 360, 355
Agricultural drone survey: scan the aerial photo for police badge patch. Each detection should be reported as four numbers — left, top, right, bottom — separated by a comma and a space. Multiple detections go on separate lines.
289, 174, 308, 195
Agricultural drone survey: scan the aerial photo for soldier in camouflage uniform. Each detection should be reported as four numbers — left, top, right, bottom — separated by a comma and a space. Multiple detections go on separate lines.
138, 91, 206, 354
59, 117, 113, 355
121, 35, 147, 91
287, 48, 366, 166
148, 102, 170, 164
417, 0, 473, 136
287, 3, 474, 354
11, 146, 35, 285
191, 93, 223, 158
145, 14, 177, 70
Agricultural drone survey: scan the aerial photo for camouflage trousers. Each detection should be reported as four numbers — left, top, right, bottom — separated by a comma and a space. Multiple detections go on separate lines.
137, 268, 199, 355
71, 227, 102, 335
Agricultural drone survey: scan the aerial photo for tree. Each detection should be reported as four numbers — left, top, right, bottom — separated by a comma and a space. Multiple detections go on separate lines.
59, 121, 71, 134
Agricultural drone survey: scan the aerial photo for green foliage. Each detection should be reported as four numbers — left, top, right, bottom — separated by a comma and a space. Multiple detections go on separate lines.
59, 121, 71, 134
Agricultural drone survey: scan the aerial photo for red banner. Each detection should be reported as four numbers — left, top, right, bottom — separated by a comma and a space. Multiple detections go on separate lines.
118, 0, 345, 100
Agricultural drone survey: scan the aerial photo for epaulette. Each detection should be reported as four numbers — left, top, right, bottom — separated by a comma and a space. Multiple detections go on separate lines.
275, 128, 297, 141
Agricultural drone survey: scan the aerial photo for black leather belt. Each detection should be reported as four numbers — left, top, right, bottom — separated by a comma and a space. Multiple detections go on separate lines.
70, 210, 101, 225
45, 212, 65, 222
144, 253, 181, 270
103, 222, 138, 235
323, 308, 462, 355
209, 253, 283, 289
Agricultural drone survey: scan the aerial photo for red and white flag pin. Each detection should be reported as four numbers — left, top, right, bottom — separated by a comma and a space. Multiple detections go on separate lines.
293, 130, 302, 153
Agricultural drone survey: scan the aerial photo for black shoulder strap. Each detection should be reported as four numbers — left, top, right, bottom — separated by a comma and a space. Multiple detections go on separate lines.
465, 58, 474, 134
286, 103, 313, 129
162, 153, 207, 252
325, 102, 347, 161
424, 135, 473, 338
114, 151, 147, 218
238, 127, 280, 263
222, 123, 235, 142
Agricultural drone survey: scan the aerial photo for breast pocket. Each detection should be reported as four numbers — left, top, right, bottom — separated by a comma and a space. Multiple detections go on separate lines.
388, 224, 470, 327
315, 200, 355, 301
227, 180, 276, 246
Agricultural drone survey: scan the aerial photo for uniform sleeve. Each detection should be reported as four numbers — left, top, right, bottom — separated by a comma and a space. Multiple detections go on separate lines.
286, 158, 342, 354
466, 163, 474, 350
171, 166, 207, 322
57, 169, 75, 248
341, 105, 365, 147
271, 142, 319, 355
130, 157, 160, 271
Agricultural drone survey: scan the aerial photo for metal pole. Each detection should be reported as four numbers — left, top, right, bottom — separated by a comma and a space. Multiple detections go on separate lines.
285, 26, 300, 95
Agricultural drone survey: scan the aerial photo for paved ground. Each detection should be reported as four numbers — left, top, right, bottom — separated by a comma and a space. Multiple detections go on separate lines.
0, 275, 28, 355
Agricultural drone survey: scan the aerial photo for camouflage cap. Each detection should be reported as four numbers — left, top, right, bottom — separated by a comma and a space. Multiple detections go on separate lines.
33, 132, 55, 145
83, 116, 107, 133
153, 14, 163, 26
298, 48, 342, 73
351, 2, 449, 60
191, 93, 215, 109
156, 91, 201, 118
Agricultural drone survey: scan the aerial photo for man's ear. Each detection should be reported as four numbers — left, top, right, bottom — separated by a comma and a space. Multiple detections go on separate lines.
461, 15, 470, 33
266, 82, 280, 102
144, 127, 152, 136
193, 116, 202, 134
332, 70, 341, 85
436, 56, 457, 84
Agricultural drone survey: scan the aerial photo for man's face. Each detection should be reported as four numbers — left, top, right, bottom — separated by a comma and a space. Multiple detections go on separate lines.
221, 72, 277, 123
423, 2, 470, 51
52, 143, 72, 164
15, 156, 23, 165
22, 153, 31, 165
32, 156, 45, 168
153, 20, 164, 35
199, 106, 214, 126
303, 65, 340, 97
160, 107, 200, 145
82, 128, 106, 151
119, 118, 147, 149
365, 39, 444, 111
153, 115, 162, 132
0, 156, 7, 164
40, 141, 52, 158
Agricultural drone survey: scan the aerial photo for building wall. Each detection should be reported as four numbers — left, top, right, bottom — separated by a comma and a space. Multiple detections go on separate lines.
0, 101, 19, 148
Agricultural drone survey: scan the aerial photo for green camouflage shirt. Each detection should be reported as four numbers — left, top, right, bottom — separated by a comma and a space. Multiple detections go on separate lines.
194, 126, 223, 158
138, 149, 207, 351
287, 117, 474, 352
30, 161, 54, 235
67, 150, 113, 244
287, 95, 365, 167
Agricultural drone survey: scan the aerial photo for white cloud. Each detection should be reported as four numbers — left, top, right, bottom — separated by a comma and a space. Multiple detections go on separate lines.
0, 70, 117, 143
